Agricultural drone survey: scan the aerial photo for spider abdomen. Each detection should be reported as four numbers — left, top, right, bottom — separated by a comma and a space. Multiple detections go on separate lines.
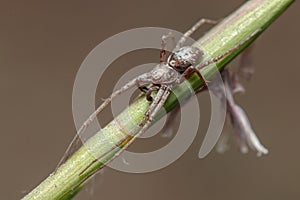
149, 64, 180, 85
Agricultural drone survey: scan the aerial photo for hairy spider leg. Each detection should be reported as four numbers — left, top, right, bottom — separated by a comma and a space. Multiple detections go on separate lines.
181, 66, 209, 90
175, 18, 218, 51
98, 85, 168, 162
160, 32, 176, 63
138, 33, 175, 94
57, 75, 152, 167
114, 86, 171, 158
183, 29, 261, 91
56, 133, 81, 169
78, 85, 171, 179
145, 85, 160, 101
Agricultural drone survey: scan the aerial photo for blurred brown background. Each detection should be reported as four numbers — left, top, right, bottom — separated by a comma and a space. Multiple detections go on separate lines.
1, 0, 299, 199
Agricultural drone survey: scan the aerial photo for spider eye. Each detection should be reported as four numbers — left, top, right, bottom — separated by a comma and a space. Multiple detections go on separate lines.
169, 60, 176, 67
182, 61, 191, 68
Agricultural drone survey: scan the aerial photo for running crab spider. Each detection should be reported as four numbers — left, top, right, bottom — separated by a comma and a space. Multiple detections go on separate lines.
58, 18, 261, 168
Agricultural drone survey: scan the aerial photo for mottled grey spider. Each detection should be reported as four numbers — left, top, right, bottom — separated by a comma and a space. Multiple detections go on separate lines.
58, 18, 260, 168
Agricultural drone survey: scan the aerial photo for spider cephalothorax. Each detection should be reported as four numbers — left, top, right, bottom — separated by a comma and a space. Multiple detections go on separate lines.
168, 46, 203, 73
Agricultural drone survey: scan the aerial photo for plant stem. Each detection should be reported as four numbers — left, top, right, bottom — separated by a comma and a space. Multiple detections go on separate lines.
22, 0, 294, 199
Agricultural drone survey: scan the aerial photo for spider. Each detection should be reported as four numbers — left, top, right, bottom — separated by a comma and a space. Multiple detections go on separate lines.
58, 18, 260, 170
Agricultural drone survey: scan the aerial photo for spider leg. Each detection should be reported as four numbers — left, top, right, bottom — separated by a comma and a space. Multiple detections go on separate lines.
145, 85, 160, 101
78, 86, 169, 178
196, 29, 261, 71
56, 133, 82, 169
57, 75, 152, 168
175, 18, 218, 50
180, 29, 261, 94
132, 85, 166, 131
160, 32, 175, 63
138, 86, 149, 93
114, 85, 171, 157
138, 84, 160, 101
181, 66, 208, 91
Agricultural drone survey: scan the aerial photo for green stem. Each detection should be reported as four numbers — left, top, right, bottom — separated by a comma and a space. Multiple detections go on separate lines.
22, 0, 294, 199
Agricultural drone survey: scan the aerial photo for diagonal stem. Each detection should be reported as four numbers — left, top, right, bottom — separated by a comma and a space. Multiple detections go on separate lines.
22, 0, 294, 199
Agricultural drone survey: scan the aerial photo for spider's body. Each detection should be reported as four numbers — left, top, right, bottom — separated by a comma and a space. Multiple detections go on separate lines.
59, 18, 260, 176
139, 46, 204, 101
